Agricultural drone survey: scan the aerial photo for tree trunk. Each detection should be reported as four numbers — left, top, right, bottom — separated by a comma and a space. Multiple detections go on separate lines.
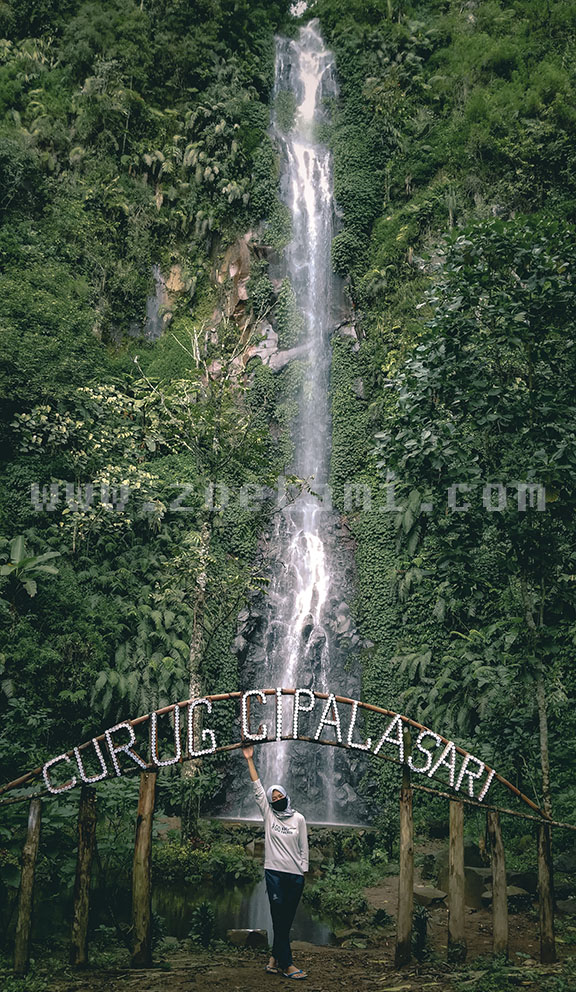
181, 522, 209, 840
487, 810, 508, 958
536, 679, 552, 817
131, 771, 156, 968
69, 786, 97, 967
14, 798, 42, 976
538, 823, 556, 964
395, 761, 413, 967
448, 800, 467, 962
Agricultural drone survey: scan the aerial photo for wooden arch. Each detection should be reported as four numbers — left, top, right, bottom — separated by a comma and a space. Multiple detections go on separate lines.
0, 687, 548, 820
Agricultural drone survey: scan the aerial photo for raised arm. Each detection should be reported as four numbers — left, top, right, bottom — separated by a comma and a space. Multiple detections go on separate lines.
242, 743, 259, 781
242, 744, 268, 818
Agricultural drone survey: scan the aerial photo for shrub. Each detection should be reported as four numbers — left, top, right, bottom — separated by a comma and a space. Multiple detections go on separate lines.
153, 839, 260, 885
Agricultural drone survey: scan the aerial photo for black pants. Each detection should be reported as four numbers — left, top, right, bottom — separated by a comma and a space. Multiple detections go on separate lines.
265, 868, 304, 970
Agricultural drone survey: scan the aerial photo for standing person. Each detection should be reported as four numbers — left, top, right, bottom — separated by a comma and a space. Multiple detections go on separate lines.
242, 744, 309, 980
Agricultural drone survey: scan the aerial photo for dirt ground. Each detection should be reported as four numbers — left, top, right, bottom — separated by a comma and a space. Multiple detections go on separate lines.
31, 878, 572, 992
38, 939, 570, 992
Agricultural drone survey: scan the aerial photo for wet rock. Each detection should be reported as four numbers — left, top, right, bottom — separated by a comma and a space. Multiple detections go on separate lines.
297, 667, 314, 689
306, 627, 326, 654
301, 614, 314, 638
249, 645, 267, 664
334, 323, 360, 352
230, 635, 249, 660
414, 886, 447, 907
226, 929, 268, 949
268, 344, 309, 371
335, 783, 357, 805
336, 614, 351, 634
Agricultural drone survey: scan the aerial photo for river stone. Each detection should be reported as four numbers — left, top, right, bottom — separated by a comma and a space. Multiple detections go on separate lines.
226, 929, 268, 949
414, 885, 447, 907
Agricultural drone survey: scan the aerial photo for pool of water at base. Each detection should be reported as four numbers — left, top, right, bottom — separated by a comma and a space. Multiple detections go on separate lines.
20, 876, 335, 947
153, 876, 336, 945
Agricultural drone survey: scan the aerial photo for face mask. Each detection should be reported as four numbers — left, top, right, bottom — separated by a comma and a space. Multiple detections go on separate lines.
271, 797, 288, 812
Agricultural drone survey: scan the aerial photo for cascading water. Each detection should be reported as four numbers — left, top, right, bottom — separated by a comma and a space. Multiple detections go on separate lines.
225, 20, 370, 824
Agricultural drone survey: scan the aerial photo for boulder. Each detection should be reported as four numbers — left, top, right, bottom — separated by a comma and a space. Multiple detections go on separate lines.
413, 885, 447, 908
268, 344, 309, 371
555, 851, 576, 874
507, 870, 538, 895
438, 859, 491, 908
334, 323, 359, 352
464, 841, 488, 867
556, 898, 576, 914
301, 614, 314, 638
481, 886, 532, 912
336, 614, 351, 634
226, 929, 268, 949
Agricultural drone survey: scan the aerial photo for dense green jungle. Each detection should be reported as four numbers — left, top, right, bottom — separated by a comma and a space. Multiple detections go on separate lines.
2, 0, 576, 988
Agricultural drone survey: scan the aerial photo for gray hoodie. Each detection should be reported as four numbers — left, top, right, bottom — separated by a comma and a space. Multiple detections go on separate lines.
253, 778, 309, 875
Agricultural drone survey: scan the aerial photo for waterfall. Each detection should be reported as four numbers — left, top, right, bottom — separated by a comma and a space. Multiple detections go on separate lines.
226, 21, 369, 825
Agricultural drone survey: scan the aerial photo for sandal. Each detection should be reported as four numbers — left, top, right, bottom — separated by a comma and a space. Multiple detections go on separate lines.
282, 969, 307, 979
265, 964, 280, 974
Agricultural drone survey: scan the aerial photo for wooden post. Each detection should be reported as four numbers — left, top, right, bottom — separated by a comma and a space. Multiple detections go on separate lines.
538, 822, 556, 963
448, 800, 467, 962
69, 786, 97, 968
487, 809, 508, 957
395, 733, 413, 968
13, 798, 42, 976
131, 770, 157, 968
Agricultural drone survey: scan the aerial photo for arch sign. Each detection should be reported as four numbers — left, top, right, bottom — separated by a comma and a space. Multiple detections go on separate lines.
2, 688, 538, 814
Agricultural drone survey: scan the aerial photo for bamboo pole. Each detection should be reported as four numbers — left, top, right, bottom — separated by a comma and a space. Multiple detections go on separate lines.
69, 786, 97, 967
538, 822, 556, 963
487, 809, 508, 957
448, 800, 467, 962
395, 735, 413, 967
131, 770, 157, 968
13, 798, 42, 975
